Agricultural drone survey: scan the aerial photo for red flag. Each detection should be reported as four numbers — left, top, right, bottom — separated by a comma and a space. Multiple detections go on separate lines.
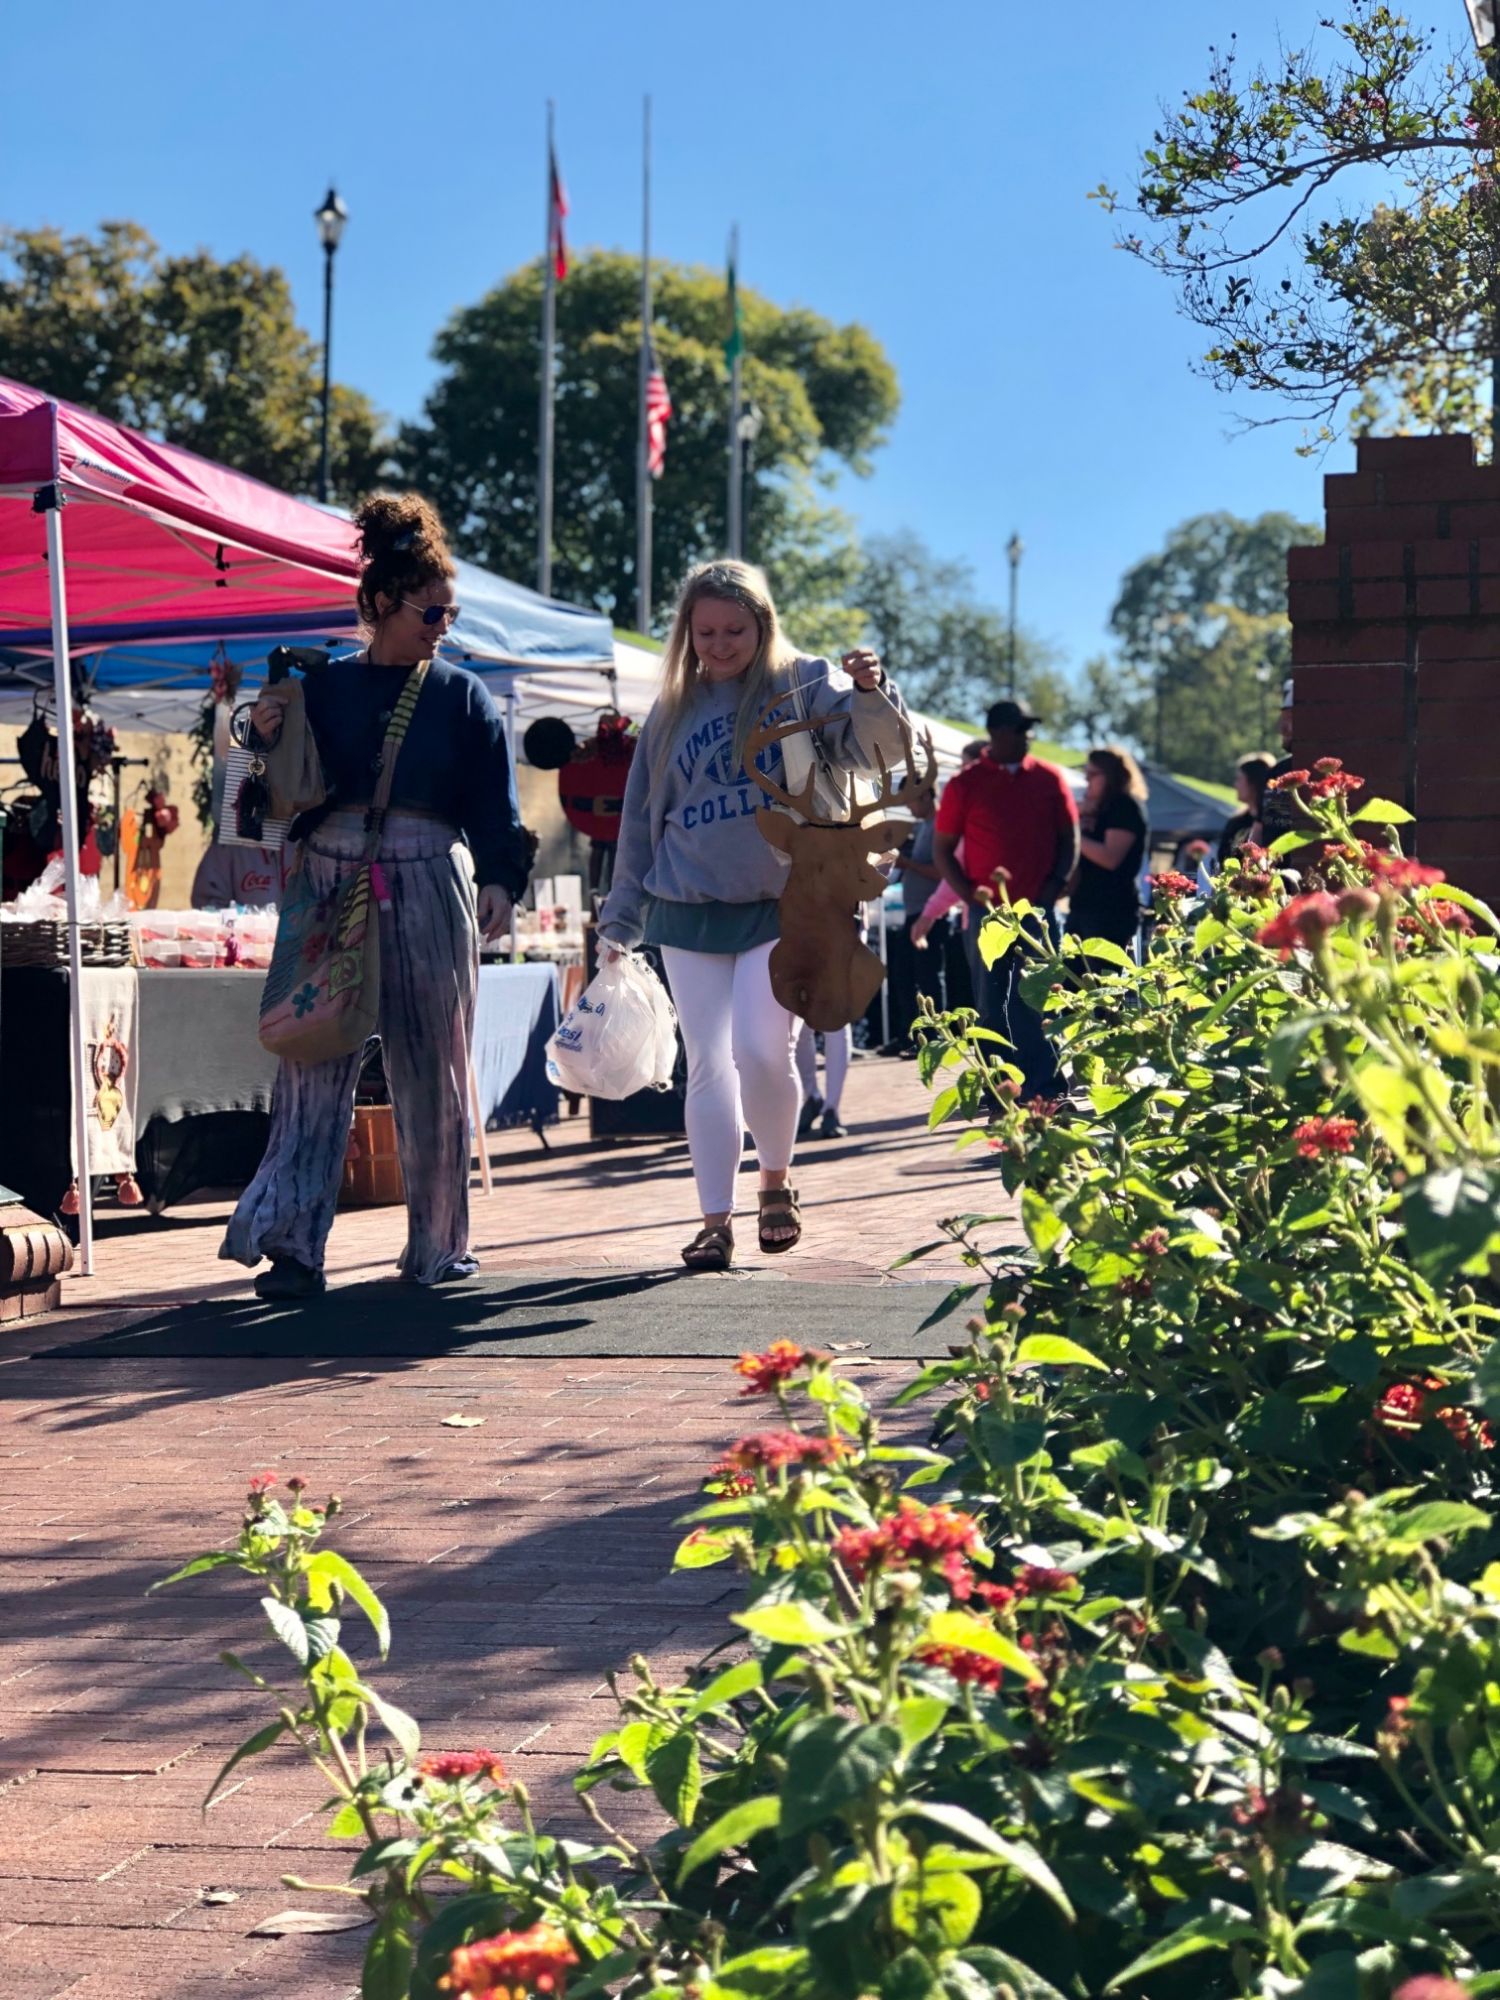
548, 145, 569, 282
645, 339, 672, 478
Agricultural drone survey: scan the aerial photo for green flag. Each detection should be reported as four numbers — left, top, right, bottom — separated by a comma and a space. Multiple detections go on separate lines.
724, 249, 743, 372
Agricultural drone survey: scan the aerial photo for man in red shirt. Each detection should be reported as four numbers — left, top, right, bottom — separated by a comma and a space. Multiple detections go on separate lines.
932, 699, 1079, 1099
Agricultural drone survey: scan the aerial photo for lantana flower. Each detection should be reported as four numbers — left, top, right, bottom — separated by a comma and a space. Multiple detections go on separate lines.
441, 1922, 579, 1998
1014, 1564, 1080, 1597
1255, 892, 1342, 956
734, 1340, 819, 1396
1150, 871, 1197, 901
1293, 1116, 1359, 1159
914, 1643, 1005, 1691
834, 1499, 984, 1600
419, 1749, 507, 1784
721, 1431, 850, 1473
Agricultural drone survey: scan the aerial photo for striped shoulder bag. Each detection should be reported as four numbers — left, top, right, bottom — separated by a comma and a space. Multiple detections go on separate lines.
258, 662, 431, 1063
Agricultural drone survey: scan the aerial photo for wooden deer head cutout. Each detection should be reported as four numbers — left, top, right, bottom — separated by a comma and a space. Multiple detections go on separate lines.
747, 702, 937, 1032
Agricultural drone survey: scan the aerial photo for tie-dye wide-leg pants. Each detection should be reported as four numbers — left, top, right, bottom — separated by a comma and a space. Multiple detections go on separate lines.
221, 810, 480, 1285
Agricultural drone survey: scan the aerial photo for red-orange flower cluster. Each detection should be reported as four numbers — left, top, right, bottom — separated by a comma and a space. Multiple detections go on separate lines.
1132, 1227, 1170, 1258
1255, 892, 1342, 956
1267, 768, 1310, 792
1304, 759, 1363, 798
1014, 1564, 1079, 1597
419, 1749, 506, 1784
734, 1340, 818, 1396
1369, 852, 1445, 890
914, 1643, 1005, 1690
1293, 1116, 1359, 1159
975, 1580, 1018, 1612
721, 1431, 850, 1473
1150, 871, 1197, 901
247, 1472, 276, 1494
1375, 1378, 1494, 1452
834, 1499, 983, 1600
441, 1922, 579, 1998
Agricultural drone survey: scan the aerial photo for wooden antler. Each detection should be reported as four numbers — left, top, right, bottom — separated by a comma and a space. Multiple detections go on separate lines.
857, 720, 939, 828
744, 696, 844, 826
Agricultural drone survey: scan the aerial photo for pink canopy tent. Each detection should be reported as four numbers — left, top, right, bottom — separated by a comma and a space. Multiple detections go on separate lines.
0, 377, 364, 1273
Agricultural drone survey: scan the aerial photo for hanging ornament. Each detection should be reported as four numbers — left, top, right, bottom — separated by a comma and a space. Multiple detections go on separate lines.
558, 713, 635, 844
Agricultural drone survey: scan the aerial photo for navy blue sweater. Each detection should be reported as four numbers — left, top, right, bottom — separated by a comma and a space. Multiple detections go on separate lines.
299, 655, 531, 896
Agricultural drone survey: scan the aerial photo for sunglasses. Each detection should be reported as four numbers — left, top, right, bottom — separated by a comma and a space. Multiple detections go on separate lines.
400, 599, 461, 627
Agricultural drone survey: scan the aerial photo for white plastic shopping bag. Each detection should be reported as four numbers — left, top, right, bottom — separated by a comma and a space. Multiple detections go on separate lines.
546, 950, 679, 1098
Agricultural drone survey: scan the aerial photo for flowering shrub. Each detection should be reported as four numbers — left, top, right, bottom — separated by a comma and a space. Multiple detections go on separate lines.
162, 764, 1500, 1995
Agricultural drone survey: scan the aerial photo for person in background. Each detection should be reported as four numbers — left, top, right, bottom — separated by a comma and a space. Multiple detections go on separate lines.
1217, 751, 1278, 865
906, 739, 985, 947
795, 1022, 850, 1138
221, 491, 531, 1301
190, 839, 288, 910
933, 699, 1079, 1101
1252, 678, 1299, 849
1069, 746, 1149, 953
880, 761, 957, 1054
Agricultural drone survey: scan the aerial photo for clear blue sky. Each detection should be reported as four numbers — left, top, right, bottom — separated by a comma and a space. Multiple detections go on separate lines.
2, 0, 1367, 684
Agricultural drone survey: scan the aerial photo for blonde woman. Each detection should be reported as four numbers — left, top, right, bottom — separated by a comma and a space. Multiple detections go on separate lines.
599, 561, 907, 1270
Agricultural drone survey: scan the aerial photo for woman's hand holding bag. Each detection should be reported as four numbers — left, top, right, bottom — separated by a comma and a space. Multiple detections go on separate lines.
546, 950, 678, 1099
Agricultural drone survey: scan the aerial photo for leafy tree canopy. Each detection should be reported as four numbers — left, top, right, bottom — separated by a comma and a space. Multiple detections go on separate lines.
852, 530, 1069, 730
0, 221, 387, 498
396, 250, 899, 629
1097, 2, 1500, 451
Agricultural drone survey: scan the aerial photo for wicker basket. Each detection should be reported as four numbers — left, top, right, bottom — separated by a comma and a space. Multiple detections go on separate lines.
0, 919, 133, 968
340, 1105, 406, 1208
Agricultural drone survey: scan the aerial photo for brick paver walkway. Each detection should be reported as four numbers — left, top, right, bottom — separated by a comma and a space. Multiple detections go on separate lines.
0, 1058, 1010, 1997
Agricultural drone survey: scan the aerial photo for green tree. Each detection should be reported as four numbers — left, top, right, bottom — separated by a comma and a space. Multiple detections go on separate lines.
852, 530, 1069, 727
1105, 511, 1318, 779
0, 221, 387, 498
396, 250, 898, 626
1098, 1, 1500, 452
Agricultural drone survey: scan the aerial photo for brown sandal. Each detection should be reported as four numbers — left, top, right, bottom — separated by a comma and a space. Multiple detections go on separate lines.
757, 1186, 803, 1255
682, 1223, 734, 1272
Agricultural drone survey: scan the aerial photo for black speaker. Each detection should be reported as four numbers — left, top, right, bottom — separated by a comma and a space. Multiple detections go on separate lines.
583, 930, 687, 1141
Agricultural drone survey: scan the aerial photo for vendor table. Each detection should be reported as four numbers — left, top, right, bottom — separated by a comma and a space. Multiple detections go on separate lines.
0, 962, 560, 1218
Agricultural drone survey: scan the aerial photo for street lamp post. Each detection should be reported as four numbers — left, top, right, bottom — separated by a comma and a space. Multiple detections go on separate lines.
1465, 2, 1500, 438
1005, 533, 1023, 697
737, 401, 764, 561
313, 187, 349, 505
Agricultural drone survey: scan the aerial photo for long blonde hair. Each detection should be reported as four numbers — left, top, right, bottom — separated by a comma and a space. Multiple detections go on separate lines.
651, 560, 797, 788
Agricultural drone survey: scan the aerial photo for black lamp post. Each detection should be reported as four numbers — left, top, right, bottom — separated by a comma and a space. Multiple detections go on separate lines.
1005, 532, 1023, 697
313, 186, 349, 504
737, 401, 764, 560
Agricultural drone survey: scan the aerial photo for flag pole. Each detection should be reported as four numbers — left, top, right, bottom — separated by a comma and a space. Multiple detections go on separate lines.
727, 223, 743, 559
636, 95, 653, 636
537, 99, 558, 597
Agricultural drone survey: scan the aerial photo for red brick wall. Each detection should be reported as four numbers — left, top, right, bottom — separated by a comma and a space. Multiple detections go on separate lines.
1286, 433, 1500, 901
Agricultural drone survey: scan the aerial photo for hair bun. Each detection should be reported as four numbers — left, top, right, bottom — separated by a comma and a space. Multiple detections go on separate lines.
353, 490, 451, 569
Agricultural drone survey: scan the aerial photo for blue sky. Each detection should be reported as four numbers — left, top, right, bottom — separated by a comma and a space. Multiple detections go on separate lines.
2, 0, 1396, 685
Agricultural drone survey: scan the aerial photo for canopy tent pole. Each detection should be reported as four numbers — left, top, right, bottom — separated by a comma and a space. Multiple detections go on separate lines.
503, 688, 520, 964
38, 468, 96, 1275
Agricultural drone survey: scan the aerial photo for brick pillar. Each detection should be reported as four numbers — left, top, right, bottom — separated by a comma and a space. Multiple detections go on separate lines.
1286, 433, 1500, 902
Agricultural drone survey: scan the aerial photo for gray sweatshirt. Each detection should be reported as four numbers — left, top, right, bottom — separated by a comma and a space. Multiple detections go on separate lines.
598, 656, 909, 947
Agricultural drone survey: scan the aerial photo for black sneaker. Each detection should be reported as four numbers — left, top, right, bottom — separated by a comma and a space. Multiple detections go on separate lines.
797, 1093, 825, 1138
818, 1109, 848, 1140
254, 1255, 326, 1302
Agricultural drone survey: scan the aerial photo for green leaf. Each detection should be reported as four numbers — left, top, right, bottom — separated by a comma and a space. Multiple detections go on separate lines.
1021, 1189, 1066, 1256
674, 1529, 737, 1569
362, 1908, 415, 2000
1078, 936, 1134, 968
1267, 1013, 1336, 1086
613, 1720, 653, 1781
1104, 1908, 1263, 1989
1353, 797, 1415, 826
977, 909, 1021, 968
685, 1659, 763, 1719
328, 1800, 367, 1838
916, 1282, 981, 1332
780, 1717, 904, 1837
151, 1550, 241, 1591
1071, 1438, 1149, 1482
677, 1794, 782, 1882
920, 1610, 1043, 1685
895, 1695, 950, 1751
359, 1685, 421, 1764
959, 1950, 1069, 2000
646, 1729, 702, 1826
892, 1869, 982, 1947
734, 1600, 849, 1647
261, 1594, 310, 1665
1390, 1500, 1490, 1542
1015, 1333, 1106, 1371
202, 1719, 286, 1809
305, 1550, 391, 1657
1403, 1165, 1500, 1286
899, 1801, 1074, 1918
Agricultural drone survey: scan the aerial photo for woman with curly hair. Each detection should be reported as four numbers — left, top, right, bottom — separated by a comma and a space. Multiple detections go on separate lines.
221, 493, 531, 1300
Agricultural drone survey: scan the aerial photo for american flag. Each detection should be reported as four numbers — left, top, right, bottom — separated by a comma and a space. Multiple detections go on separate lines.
548, 144, 569, 282
645, 339, 672, 479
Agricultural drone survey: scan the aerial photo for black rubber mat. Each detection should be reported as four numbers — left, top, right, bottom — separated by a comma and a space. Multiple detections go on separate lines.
33, 1268, 975, 1361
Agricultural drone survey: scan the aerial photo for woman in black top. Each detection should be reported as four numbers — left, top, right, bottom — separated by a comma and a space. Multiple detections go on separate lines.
1069, 746, 1149, 952
221, 492, 531, 1301
1216, 751, 1277, 864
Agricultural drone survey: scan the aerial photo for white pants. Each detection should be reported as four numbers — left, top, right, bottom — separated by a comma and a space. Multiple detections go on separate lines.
661, 940, 799, 1217
795, 1023, 851, 1114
